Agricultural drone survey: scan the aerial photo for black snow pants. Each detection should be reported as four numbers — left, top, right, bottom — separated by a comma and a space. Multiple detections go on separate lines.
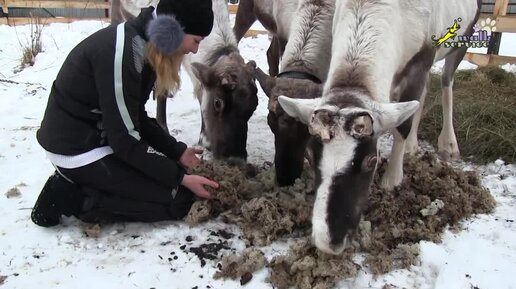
58, 154, 195, 223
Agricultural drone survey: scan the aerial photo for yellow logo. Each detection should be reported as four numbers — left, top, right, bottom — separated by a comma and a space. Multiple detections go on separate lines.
432, 18, 461, 47
431, 18, 495, 48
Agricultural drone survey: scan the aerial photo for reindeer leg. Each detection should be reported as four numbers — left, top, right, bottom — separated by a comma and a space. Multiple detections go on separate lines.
381, 47, 434, 190
438, 47, 465, 161
267, 36, 280, 77
233, 0, 257, 42
405, 73, 429, 155
156, 95, 169, 134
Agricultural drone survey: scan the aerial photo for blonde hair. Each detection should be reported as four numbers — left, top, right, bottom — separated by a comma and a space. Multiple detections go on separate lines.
145, 43, 184, 98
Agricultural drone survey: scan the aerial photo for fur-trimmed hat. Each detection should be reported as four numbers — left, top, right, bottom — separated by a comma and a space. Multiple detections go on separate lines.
157, 0, 214, 37
146, 13, 185, 55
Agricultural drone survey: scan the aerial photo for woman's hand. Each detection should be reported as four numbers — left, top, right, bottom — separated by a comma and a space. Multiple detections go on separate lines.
179, 147, 203, 169
180, 175, 219, 199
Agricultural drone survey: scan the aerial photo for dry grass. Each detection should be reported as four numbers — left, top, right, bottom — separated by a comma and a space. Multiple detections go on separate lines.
17, 14, 44, 70
420, 66, 516, 163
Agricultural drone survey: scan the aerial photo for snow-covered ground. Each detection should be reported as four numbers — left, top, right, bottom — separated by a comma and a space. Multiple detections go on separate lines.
0, 18, 515, 289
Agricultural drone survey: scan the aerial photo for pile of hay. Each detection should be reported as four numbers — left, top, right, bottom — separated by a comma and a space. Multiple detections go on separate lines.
362, 152, 496, 274
186, 153, 495, 289
421, 66, 516, 163
187, 161, 314, 246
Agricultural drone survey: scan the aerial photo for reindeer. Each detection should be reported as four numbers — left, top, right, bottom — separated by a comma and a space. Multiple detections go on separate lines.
253, 0, 335, 186
233, 0, 299, 76
278, 0, 480, 254
182, 0, 258, 161
110, 0, 258, 161
110, 0, 158, 25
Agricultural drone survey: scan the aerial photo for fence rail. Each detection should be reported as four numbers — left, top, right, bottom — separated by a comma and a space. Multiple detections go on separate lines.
5, 1, 512, 65
0, 2, 268, 38
0, 0, 110, 24
465, 0, 516, 66
2, 0, 109, 10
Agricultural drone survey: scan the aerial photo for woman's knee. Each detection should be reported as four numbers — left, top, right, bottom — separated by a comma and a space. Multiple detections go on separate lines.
168, 186, 195, 219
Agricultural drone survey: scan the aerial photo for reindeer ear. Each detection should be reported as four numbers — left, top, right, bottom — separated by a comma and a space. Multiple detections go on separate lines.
245, 60, 257, 80
369, 100, 419, 134
246, 60, 257, 70
254, 66, 276, 98
191, 62, 216, 86
277, 96, 319, 125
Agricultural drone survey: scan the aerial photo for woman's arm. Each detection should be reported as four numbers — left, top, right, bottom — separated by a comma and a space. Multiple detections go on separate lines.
92, 25, 185, 189
140, 111, 187, 161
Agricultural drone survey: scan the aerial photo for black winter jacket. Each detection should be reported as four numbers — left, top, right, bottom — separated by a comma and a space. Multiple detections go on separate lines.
37, 7, 187, 189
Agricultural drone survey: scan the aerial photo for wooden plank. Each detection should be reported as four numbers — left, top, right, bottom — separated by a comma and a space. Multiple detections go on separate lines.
494, 15, 516, 32
244, 29, 268, 38
5, 0, 110, 9
1, 0, 8, 13
477, 15, 516, 33
228, 4, 238, 14
464, 52, 516, 66
493, 0, 509, 16
0, 16, 110, 25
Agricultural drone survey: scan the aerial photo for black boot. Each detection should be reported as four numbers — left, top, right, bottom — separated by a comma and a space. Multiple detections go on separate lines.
31, 171, 85, 227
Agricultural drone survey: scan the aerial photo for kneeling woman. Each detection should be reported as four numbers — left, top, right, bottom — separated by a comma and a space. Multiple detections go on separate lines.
32, 0, 219, 227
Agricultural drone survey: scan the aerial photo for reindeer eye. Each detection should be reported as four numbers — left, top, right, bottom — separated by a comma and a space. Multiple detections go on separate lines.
361, 154, 378, 172
214, 98, 224, 112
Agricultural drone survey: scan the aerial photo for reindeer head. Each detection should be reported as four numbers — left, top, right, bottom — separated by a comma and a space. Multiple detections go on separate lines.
278, 92, 419, 255
253, 66, 323, 186
191, 55, 258, 161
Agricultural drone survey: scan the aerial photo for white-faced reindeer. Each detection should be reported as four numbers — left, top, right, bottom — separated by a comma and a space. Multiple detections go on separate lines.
182, 0, 258, 161
253, 0, 335, 186
279, 0, 480, 254
233, 0, 299, 76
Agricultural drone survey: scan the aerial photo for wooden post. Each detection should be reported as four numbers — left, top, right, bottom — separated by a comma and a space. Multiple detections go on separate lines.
1, 0, 8, 15
493, 0, 509, 16
488, 0, 509, 54
104, 0, 109, 18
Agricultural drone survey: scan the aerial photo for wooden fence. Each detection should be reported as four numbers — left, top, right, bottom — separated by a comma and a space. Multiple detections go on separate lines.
0, 1, 270, 37
0, 0, 111, 24
464, 0, 516, 66
3, 1, 514, 64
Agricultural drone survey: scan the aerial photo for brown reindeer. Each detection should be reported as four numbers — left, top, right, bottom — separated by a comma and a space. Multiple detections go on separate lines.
253, 0, 335, 186
182, 0, 259, 161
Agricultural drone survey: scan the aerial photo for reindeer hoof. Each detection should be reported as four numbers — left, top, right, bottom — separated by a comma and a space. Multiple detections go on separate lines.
405, 142, 419, 155
379, 174, 401, 191
437, 150, 460, 162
